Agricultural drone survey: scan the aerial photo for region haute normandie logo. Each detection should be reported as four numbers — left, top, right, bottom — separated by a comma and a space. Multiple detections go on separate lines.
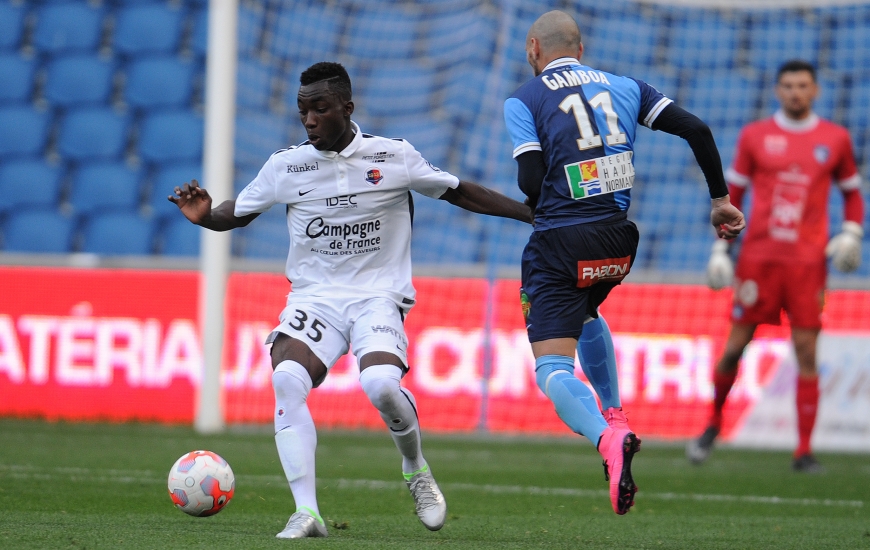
565, 160, 602, 199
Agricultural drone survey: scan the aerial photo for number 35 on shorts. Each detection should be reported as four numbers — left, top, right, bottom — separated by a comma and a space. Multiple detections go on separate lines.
284, 308, 327, 343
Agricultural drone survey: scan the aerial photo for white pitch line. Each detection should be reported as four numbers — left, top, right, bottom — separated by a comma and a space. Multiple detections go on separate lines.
1, 464, 862, 509
332, 478, 864, 508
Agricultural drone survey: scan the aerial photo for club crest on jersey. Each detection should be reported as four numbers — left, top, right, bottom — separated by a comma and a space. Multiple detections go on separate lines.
365, 167, 384, 186
764, 135, 787, 155
564, 152, 634, 200
813, 144, 830, 163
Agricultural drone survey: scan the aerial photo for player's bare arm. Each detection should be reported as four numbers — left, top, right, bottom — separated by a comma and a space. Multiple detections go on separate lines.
440, 181, 533, 224
169, 179, 259, 231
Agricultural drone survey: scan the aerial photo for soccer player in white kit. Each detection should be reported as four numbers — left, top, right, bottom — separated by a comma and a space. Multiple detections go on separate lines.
170, 62, 531, 538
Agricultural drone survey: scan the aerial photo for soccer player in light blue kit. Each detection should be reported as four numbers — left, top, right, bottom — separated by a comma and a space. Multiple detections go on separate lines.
504, 11, 745, 514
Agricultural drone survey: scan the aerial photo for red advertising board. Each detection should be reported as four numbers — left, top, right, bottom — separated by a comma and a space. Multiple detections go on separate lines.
2, 266, 869, 446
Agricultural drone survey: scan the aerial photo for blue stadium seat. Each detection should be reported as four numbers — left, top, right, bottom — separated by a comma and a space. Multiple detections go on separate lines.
633, 182, 709, 227
828, 10, 870, 72
43, 54, 114, 107
32, 2, 104, 54
2, 208, 74, 253
480, 217, 531, 267
57, 107, 129, 161
81, 212, 153, 255
682, 72, 761, 129
411, 214, 482, 264
236, 206, 289, 259
194, 3, 264, 59
138, 111, 204, 164
113, 4, 184, 56
361, 63, 437, 118
235, 111, 287, 168
581, 11, 660, 71
0, 159, 62, 213
628, 129, 692, 187
411, 192, 455, 226
191, 6, 208, 58
0, 106, 51, 158
0, 2, 25, 51
236, 56, 276, 111
344, 6, 418, 60
713, 126, 743, 175
847, 75, 870, 130
621, 66, 679, 99
124, 56, 195, 109
442, 63, 488, 126
651, 229, 713, 272
161, 216, 200, 256
379, 114, 453, 171
665, 11, 741, 70
149, 162, 202, 219
68, 161, 141, 214
268, 1, 341, 62
234, 166, 259, 196
858, 129, 870, 170
422, 9, 497, 65
630, 221, 654, 270
0, 53, 36, 102
746, 12, 821, 72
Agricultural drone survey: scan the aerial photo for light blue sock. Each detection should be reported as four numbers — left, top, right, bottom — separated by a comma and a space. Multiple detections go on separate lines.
535, 355, 607, 444
577, 315, 621, 410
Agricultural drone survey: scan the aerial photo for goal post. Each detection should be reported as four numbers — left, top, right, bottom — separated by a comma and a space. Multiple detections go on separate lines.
195, 0, 239, 434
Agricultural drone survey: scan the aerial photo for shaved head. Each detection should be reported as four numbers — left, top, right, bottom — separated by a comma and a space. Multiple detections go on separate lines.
527, 10, 582, 56
525, 11, 583, 76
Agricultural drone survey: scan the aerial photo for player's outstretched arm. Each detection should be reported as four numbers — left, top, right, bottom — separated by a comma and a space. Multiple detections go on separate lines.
169, 179, 259, 231
440, 181, 533, 224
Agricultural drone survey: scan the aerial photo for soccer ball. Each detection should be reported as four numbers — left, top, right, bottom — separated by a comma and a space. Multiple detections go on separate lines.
167, 450, 235, 517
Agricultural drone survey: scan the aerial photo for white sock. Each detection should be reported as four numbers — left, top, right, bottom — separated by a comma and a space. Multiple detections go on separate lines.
273, 360, 320, 520
359, 364, 426, 474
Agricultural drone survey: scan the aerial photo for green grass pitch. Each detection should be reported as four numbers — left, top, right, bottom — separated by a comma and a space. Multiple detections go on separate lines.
0, 419, 867, 549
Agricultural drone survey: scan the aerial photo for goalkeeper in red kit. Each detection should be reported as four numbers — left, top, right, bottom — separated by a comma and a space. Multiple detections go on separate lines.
687, 60, 865, 473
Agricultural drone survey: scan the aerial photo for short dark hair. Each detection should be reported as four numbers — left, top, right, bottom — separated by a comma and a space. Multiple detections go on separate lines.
300, 62, 352, 101
777, 59, 816, 83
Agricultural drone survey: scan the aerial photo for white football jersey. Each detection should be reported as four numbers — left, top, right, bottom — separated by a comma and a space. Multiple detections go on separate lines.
234, 122, 459, 310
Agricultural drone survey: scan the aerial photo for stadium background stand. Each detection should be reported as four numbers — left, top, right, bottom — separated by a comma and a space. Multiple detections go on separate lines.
0, 0, 868, 282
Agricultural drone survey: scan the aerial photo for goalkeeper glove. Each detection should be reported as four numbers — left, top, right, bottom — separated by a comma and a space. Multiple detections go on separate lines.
826, 220, 863, 273
706, 239, 733, 290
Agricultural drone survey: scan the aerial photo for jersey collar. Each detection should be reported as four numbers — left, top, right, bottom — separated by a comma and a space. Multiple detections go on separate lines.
773, 110, 819, 133
543, 57, 581, 72
313, 121, 363, 159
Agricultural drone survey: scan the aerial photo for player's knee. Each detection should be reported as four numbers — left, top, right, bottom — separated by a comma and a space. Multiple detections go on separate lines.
534, 356, 575, 398
272, 361, 312, 403
359, 364, 403, 411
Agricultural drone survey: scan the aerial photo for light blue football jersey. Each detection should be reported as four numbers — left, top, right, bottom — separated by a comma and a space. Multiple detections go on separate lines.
504, 57, 672, 231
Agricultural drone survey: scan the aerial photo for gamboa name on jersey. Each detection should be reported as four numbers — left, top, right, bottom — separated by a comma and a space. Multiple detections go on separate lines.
306, 216, 382, 256
564, 151, 634, 200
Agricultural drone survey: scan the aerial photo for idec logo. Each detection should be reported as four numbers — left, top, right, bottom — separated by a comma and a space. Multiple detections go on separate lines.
577, 256, 631, 288
365, 167, 383, 186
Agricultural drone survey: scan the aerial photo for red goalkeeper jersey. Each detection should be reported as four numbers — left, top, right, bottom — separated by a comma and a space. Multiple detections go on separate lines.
726, 111, 861, 263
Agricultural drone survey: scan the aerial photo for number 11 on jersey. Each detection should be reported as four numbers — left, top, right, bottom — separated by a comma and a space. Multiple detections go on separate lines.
559, 91, 627, 150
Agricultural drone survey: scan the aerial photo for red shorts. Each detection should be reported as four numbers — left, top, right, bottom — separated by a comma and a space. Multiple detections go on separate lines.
731, 258, 826, 329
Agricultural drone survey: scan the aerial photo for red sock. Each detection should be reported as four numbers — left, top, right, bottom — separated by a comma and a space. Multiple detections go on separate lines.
710, 371, 738, 429
795, 375, 819, 457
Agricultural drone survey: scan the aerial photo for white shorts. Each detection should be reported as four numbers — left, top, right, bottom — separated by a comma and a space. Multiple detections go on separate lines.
266, 295, 409, 378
